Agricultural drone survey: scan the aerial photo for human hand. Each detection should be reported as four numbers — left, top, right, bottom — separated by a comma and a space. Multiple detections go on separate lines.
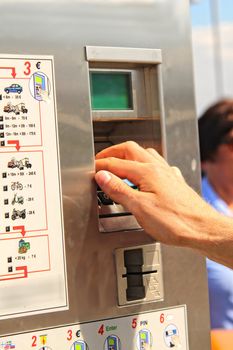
95, 141, 224, 251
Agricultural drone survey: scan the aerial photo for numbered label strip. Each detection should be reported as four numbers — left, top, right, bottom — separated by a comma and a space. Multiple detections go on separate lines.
0, 55, 68, 319
0, 306, 189, 349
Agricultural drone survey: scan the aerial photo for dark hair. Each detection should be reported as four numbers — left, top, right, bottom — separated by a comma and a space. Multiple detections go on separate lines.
198, 99, 233, 162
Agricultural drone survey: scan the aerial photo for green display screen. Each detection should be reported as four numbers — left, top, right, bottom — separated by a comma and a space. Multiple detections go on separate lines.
108, 338, 115, 345
75, 344, 82, 350
35, 75, 43, 84
90, 72, 133, 110
140, 333, 146, 340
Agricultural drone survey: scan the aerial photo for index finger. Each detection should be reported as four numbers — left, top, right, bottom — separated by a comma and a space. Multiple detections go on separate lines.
95, 157, 146, 187
96, 141, 157, 163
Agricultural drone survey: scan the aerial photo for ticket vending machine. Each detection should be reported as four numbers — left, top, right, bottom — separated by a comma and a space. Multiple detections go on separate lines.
0, 0, 211, 349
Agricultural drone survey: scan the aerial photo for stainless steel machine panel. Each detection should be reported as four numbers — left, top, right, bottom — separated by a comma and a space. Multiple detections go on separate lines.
0, 0, 211, 349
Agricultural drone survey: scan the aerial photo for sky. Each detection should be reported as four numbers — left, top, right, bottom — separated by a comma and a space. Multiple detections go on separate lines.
191, 0, 233, 27
190, 0, 233, 115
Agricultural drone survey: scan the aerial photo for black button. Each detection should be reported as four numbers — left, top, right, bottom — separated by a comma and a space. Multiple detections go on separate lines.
97, 191, 114, 205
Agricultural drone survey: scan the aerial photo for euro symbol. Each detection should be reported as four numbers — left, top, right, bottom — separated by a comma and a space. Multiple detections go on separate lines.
36, 61, 41, 70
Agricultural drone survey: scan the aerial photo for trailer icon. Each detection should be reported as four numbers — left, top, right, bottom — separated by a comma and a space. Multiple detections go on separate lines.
4, 102, 28, 115
8, 157, 32, 171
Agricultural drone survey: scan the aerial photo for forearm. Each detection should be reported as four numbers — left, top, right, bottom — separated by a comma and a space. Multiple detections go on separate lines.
182, 208, 233, 268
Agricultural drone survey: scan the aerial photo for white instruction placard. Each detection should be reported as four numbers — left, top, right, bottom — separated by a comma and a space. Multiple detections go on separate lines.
0, 55, 68, 319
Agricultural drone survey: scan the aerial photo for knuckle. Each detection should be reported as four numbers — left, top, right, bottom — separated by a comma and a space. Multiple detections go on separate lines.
125, 140, 139, 150
110, 181, 125, 196
146, 163, 157, 174
146, 147, 154, 152
171, 166, 184, 179
105, 157, 115, 168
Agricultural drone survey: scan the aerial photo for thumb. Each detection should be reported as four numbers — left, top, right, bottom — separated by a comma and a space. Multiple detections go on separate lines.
95, 170, 138, 211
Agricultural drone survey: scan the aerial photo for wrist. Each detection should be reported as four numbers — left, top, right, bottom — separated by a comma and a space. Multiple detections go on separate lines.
188, 210, 233, 268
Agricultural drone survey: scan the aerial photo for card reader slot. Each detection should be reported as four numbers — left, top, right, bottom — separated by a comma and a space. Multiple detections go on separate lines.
122, 270, 158, 277
99, 212, 132, 219
123, 248, 145, 300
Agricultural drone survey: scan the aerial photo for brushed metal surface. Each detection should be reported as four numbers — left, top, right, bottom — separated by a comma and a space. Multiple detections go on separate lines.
0, 0, 210, 349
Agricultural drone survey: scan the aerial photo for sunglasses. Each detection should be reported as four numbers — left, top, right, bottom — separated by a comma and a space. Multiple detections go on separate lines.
222, 136, 233, 145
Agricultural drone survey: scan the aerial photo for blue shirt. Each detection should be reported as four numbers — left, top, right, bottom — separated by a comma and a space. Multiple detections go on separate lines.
202, 177, 233, 329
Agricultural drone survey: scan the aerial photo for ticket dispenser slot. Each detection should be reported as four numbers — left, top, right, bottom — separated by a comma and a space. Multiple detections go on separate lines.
86, 46, 164, 233
115, 243, 164, 305
124, 248, 146, 301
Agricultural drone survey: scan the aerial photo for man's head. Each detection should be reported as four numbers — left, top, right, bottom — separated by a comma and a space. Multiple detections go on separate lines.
199, 99, 233, 163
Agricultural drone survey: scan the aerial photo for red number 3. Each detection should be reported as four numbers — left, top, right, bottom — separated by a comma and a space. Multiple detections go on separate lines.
24, 61, 31, 76
67, 329, 72, 341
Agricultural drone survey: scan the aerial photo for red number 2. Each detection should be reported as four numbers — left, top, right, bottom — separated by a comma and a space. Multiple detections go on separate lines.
31, 335, 37, 347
